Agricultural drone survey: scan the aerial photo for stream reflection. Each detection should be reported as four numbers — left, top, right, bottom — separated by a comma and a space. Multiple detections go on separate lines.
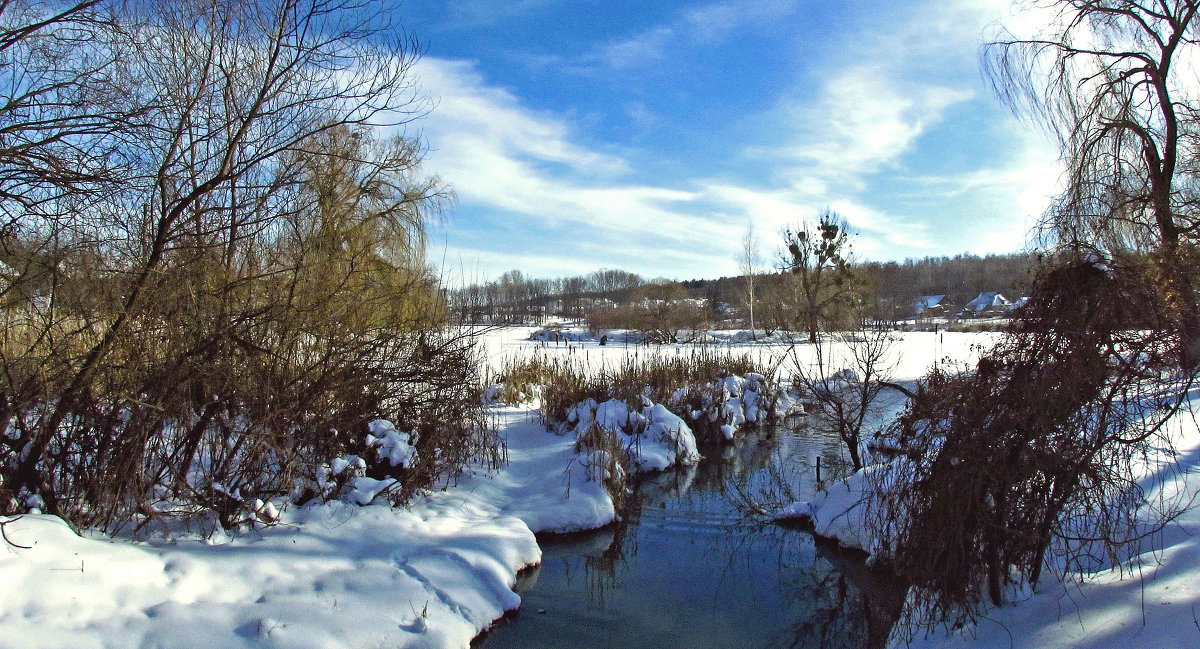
473, 428, 902, 649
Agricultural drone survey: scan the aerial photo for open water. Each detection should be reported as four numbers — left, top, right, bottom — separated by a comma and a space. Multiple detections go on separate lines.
473, 425, 904, 649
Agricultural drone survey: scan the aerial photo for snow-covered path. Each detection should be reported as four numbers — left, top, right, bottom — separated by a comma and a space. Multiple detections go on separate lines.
0, 406, 613, 649
439, 406, 615, 535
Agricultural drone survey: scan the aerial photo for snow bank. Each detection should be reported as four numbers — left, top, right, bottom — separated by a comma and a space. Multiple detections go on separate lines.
441, 407, 616, 534
566, 396, 703, 473
897, 394, 1200, 649
773, 463, 891, 554
637, 402, 703, 471
772, 368, 1200, 649
0, 501, 537, 649
776, 390, 1200, 649
0, 406, 614, 649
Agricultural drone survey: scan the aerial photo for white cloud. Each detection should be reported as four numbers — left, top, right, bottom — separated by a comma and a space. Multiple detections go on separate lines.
761, 67, 975, 189
417, 59, 629, 177
408, 57, 744, 278
402, 0, 1066, 280
728, 0, 1063, 257
694, 183, 937, 259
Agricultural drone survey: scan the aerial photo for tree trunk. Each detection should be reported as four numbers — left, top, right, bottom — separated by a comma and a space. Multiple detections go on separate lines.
844, 433, 863, 471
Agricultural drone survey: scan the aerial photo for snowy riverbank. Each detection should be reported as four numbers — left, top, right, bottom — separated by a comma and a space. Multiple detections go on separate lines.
782, 391, 1200, 649
0, 406, 614, 649
899, 390, 1200, 649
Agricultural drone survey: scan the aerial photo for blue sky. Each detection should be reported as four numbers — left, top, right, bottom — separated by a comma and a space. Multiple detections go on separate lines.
392, 0, 1061, 282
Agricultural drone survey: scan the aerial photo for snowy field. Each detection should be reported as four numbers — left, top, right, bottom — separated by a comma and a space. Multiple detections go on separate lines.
478, 325, 997, 384
2, 326, 1198, 649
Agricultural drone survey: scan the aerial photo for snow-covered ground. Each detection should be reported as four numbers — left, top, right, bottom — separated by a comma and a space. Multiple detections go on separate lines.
488, 326, 1200, 649
775, 383, 1200, 647
479, 324, 997, 387
0, 406, 613, 649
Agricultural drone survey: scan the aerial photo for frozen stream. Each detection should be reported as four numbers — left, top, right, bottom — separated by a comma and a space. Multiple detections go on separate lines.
473, 426, 905, 649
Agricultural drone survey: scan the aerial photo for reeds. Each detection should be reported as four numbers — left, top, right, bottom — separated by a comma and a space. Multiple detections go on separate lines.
494, 346, 763, 432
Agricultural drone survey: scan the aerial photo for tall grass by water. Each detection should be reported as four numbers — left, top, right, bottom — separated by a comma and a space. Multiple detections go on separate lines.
492, 346, 765, 427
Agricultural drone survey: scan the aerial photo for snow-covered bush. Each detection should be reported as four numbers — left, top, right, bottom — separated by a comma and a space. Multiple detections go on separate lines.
569, 396, 701, 471
536, 347, 788, 439
365, 419, 418, 471
565, 395, 703, 511
559, 371, 799, 490
669, 371, 798, 443
497, 346, 792, 513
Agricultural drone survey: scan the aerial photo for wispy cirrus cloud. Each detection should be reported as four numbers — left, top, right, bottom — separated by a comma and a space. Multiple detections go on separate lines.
723, 0, 1062, 257
580, 0, 800, 71
756, 68, 975, 188
417, 59, 629, 178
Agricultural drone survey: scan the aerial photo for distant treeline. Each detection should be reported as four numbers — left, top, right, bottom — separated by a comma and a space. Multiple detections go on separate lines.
450, 268, 644, 324
448, 252, 1040, 327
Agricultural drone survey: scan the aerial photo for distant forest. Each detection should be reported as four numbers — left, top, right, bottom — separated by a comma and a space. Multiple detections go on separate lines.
449, 252, 1040, 327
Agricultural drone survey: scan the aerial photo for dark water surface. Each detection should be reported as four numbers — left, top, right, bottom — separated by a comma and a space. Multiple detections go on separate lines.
473, 427, 904, 649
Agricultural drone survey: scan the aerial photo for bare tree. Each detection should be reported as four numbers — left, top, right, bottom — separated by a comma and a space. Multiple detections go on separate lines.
874, 254, 1197, 633
788, 327, 898, 471
588, 268, 642, 301
737, 223, 759, 338
986, 0, 1200, 366
0, 1, 130, 228
635, 279, 708, 343
0, 0, 491, 529
851, 5, 1200, 631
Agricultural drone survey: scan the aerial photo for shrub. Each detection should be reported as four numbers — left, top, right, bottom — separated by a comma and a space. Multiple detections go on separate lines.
873, 254, 1197, 634
1, 115, 499, 532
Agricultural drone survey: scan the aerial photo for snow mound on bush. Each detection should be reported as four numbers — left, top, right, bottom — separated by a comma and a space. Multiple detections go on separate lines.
567, 397, 702, 472
638, 402, 702, 470
367, 419, 417, 469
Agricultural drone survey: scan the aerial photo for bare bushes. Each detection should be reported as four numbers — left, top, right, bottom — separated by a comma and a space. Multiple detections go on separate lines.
0, 1, 497, 532
572, 422, 629, 513
494, 346, 783, 507
1, 126, 495, 529
787, 328, 900, 471
873, 254, 1196, 633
